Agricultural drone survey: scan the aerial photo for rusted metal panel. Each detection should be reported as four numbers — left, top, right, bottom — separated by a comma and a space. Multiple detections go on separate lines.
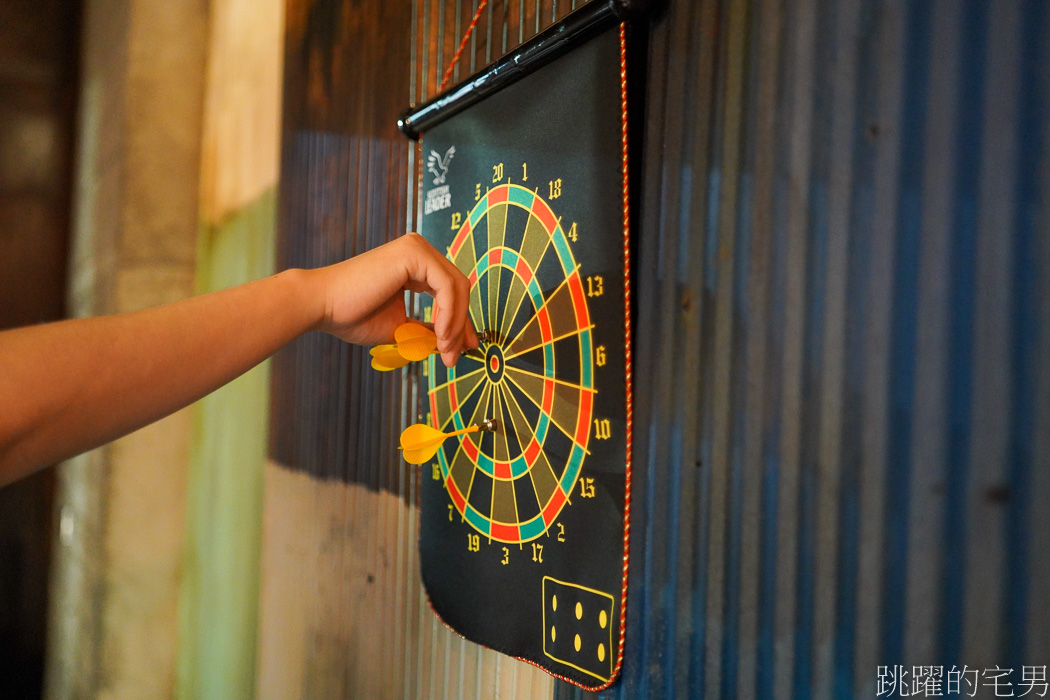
557, 0, 1050, 698
268, 1, 573, 696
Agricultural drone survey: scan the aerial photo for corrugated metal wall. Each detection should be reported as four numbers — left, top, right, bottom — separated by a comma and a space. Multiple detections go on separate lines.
560, 0, 1050, 698
269, 0, 1049, 696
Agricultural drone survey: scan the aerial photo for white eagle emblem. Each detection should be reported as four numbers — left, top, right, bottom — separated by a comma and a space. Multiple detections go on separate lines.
427, 146, 456, 185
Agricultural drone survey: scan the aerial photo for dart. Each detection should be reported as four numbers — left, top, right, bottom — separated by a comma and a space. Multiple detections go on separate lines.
396, 322, 494, 358
368, 322, 436, 371
394, 321, 438, 361
399, 419, 498, 465
371, 322, 491, 371
369, 343, 411, 371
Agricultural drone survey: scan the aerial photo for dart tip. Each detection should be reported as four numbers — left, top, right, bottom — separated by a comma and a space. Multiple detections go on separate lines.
478, 418, 498, 432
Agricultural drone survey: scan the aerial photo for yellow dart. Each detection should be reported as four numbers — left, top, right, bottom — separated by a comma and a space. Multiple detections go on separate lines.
369, 343, 411, 371
399, 419, 497, 465
394, 321, 438, 361
370, 322, 490, 372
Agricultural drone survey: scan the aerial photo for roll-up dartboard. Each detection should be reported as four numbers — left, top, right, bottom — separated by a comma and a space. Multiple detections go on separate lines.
395, 2, 648, 689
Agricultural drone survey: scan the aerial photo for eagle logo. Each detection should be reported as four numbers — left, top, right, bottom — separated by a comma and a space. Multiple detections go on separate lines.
427, 146, 456, 185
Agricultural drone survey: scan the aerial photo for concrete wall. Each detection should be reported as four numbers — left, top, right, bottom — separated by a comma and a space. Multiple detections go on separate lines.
178, 3, 284, 692
46, 1, 206, 697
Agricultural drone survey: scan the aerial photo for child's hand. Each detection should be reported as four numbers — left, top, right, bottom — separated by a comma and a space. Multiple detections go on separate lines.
311, 233, 478, 367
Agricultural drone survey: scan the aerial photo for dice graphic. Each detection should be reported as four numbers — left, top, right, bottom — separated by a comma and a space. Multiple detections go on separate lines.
542, 576, 616, 682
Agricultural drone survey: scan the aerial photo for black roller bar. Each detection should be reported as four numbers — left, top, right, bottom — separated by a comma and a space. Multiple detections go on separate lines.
398, 0, 656, 140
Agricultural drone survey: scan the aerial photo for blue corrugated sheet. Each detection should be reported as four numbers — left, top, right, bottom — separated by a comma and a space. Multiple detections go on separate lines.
558, 0, 1050, 697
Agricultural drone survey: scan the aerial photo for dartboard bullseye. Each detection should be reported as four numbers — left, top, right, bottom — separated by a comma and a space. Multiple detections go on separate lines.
427, 183, 595, 544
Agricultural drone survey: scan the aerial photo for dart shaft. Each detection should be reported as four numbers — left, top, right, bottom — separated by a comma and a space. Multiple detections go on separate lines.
444, 419, 497, 440
445, 425, 480, 439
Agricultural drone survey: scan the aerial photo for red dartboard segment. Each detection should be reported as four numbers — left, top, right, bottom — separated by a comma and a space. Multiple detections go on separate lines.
490, 522, 519, 541
541, 487, 567, 528
448, 378, 459, 412
537, 306, 553, 343
531, 195, 557, 232
515, 255, 533, 284
524, 438, 541, 465
450, 220, 472, 257
447, 478, 467, 512
575, 390, 593, 447
462, 435, 479, 462
488, 185, 508, 204
542, 377, 555, 415
567, 271, 590, 327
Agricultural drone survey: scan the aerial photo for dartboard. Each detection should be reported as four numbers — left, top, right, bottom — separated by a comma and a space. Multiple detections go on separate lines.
427, 183, 595, 543
414, 23, 629, 690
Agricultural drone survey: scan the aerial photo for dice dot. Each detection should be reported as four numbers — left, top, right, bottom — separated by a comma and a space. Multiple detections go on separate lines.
574, 634, 582, 652
598, 643, 606, 663
551, 625, 557, 643
599, 610, 608, 629
575, 602, 583, 620
552, 594, 558, 611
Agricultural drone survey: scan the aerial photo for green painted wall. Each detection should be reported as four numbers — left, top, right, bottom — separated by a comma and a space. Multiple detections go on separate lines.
178, 191, 276, 700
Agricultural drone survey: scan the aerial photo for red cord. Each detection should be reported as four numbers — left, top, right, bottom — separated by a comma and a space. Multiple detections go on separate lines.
438, 0, 490, 93
614, 21, 633, 687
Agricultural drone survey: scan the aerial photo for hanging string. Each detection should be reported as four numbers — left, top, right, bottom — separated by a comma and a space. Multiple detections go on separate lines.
438, 0, 490, 92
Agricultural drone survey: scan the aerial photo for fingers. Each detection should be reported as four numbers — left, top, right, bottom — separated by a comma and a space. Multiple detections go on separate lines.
401, 234, 476, 367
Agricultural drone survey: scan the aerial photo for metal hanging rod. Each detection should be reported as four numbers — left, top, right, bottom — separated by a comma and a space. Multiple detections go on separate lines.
398, 0, 656, 140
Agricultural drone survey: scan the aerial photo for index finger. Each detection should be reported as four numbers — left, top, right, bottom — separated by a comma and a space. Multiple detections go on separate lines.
402, 235, 474, 364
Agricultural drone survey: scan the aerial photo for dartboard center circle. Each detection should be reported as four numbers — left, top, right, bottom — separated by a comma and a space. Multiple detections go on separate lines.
485, 344, 505, 383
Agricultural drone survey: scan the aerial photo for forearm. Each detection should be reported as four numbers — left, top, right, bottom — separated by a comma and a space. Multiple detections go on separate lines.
0, 268, 323, 484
